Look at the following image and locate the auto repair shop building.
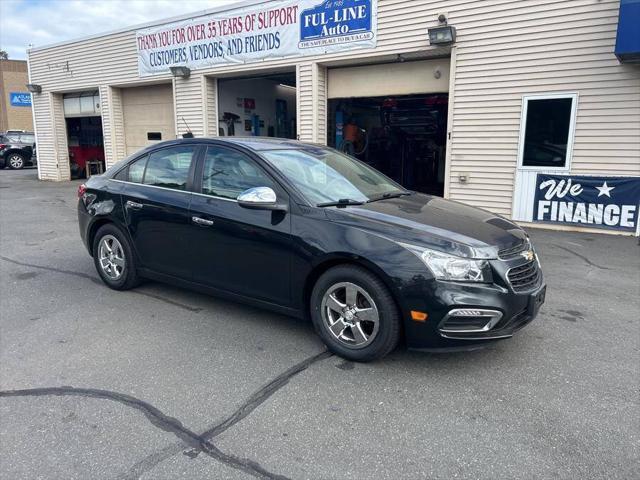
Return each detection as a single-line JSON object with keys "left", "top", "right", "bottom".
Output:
{"left": 27, "top": 0, "right": 640, "bottom": 234}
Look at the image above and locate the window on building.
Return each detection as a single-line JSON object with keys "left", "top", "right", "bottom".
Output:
{"left": 143, "top": 146, "right": 196, "bottom": 190}
{"left": 201, "top": 146, "right": 274, "bottom": 199}
{"left": 520, "top": 95, "right": 577, "bottom": 168}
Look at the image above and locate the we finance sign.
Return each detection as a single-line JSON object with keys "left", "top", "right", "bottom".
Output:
{"left": 136, "top": 0, "right": 377, "bottom": 76}
{"left": 533, "top": 174, "right": 640, "bottom": 232}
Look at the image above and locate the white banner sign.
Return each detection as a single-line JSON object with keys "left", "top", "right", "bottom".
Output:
{"left": 136, "top": 0, "right": 377, "bottom": 76}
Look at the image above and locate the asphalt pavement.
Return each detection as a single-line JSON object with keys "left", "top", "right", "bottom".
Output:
{"left": 1, "top": 168, "right": 638, "bottom": 480}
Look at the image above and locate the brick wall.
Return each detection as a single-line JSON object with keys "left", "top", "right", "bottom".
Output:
{"left": 0, "top": 60, "right": 34, "bottom": 132}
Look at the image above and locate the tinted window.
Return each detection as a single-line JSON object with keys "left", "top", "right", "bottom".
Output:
{"left": 128, "top": 156, "right": 148, "bottom": 183}
{"left": 201, "top": 147, "right": 274, "bottom": 199}
{"left": 522, "top": 98, "right": 573, "bottom": 168}
{"left": 143, "top": 146, "right": 196, "bottom": 190}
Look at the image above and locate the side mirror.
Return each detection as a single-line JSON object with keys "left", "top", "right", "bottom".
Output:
{"left": 237, "top": 187, "right": 288, "bottom": 211}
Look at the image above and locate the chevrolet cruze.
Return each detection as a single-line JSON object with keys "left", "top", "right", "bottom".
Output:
{"left": 78, "top": 138, "right": 545, "bottom": 361}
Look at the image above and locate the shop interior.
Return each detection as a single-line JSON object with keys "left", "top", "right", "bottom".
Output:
{"left": 217, "top": 72, "right": 296, "bottom": 139}
{"left": 63, "top": 90, "right": 105, "bottom": 179}
{"left": 328, "top": 94, "right": 449, "bottom": 196}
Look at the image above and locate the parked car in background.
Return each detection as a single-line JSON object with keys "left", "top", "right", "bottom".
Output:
{"left": 77, "top": 138, "right": 545, "bottom": 361}
{"left": 0, "top": 131, "right": 37, "bottom": 169}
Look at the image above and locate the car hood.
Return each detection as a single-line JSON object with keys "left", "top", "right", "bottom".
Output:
{"left": 324, "top": 193, "right": 527, "bottom": 259}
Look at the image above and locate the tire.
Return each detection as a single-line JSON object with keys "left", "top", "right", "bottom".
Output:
{"left": 310, "top": 265, "right": 401, "bottom": 362}
{"left": 92, "top": 224, "right": 140, "bottom": 290}
{"left": 7, "top": 152, "right": 25, "bottom": 170}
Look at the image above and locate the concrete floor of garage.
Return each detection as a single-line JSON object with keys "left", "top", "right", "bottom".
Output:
{"left": 0, "top": 168, "right": 638, "bottom": 480}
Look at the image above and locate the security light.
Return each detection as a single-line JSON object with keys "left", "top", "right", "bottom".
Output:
{"left": 26, "top": 83, "right": 42, "bottom": 94}
{"left": 169, "top": 66, "right": 191, "bottom": 79}
{"left": 428, "top": 25, "right": 456, "bottom": 45}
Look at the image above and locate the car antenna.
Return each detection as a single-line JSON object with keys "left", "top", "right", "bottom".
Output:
{"left": 181, "top": 117, "right": 194, "bottom": 138}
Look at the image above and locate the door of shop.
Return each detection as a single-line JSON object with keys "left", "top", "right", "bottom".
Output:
{"left": 512, "top": 93, "right": 578, "bottom": 221}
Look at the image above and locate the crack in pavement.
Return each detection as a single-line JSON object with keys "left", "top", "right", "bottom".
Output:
{"left": 119, "top": 349, "right": 333, "bottom": 479}
{"left": 1, "top": 350, "right": 332, "bottom": 480}
{"left": 0, "top": 255, "right": 202, "bottom": 312}
{"left": 551, "top": 244, "right": 611, "bottom": 270}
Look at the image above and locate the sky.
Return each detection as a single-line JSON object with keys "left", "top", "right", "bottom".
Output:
{"left": 0, "top": 0, "right": 243, "bottom": 60}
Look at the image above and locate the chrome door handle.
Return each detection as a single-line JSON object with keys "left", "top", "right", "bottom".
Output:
{"left": 126, "top": 200, "right": 143, "bottom": 210}
{"left": 192, "top": 216, "right": 214, "bottom": 226}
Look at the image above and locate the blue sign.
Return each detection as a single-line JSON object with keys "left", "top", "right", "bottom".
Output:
{"left": 299, "top": 0, "right": 374, "bottom": 49}
{"left": 533, "top": 174, "right": 640, "bottom": 232}
{"left": 9, "top": 92, "right": 32, "bottom": 107}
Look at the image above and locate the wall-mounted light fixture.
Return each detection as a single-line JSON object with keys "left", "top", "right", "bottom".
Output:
{"left": 169, "top": 66, "right": 191, "bottom": 79}
{"left": 428, "top": 25, "right": 456, "bottom": 45}
{"left": 26, "top": 83, "right": 42, "bottom": 94}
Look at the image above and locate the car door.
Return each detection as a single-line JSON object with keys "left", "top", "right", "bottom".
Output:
{"left": 188, "top": 145, "right": 292, "bottom": 305}
{"left": 119, "top": 144, "right": 201, "bottom": 279}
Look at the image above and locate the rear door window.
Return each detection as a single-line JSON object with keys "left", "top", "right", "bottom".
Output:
{"left": 127, "top": 155, "right": 148, "bottom": 183}
{"left": 143, "top": 145, "right": 197, "bottom": 190}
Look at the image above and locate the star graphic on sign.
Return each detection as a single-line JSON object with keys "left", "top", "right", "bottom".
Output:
{"left": 596, "top": 181, "right": 615, "bottom": 198}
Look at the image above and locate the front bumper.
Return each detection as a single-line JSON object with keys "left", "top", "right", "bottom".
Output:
{"left": 401, "top": 271, "right": 546, "bottom": 350}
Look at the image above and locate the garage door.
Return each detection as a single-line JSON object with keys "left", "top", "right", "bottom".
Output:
{"left": 122, "top": 84, "right": 174, "bottom": 155}
{"left": 328, "top": 58, "right": 450, "bottom": 98}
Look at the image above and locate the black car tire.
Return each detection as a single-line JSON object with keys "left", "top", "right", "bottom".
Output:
{"left": 7, "top": 152, "right": 25, "bottom": 169}
{"left": 92, "top": 224, "right": 140, "bottom": 291}
{"left": 310, "top": 265, "right": 401, "bottom": 362}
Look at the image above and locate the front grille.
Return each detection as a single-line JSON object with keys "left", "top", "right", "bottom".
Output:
{"left": 507, "top": 259, "right": 540, "bottom": 292}
{"left": 498, "top": 240, "right": 528, "bottom": 260}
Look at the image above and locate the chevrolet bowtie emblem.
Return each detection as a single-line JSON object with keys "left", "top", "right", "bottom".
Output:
{"left": 521, "top": 250, "right": 535, "bottom": 262}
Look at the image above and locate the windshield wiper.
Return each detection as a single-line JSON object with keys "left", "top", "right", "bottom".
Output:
{"left": 367, "top": 191, "right": 412, "bottom": 203}
{"left": 317, "top": 198, "right": 366, "bottom": 208}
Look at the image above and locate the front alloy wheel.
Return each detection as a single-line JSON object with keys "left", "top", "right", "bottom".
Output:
{"left": 321, "top": 282, "right": 380, "bottom": 349}
{"left": 311, "top": 265, "right": 401, "bottom": 362}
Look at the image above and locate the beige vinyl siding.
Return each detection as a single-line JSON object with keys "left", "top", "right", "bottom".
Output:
{"left": 297, "top": 63, "right": 314, "bottom": 142}
{"left": 315, "top": 65, "right": 328, "bottom": 145}
{"left": 204, "top": 77, "right": 218, "bottom": 137}
{"left": 51, "top": 93, "right": 69, "bottom": 181}
{"left": 174, "top": 76, "right": 205, "bottom": 137}
{"left": 99, "top": 86, "right": 114, "bottom": 166}
{"left": 32, "top": 93, "right": 57, "bottom": 180}
{"left": 447, "top": 0, "right": 640, "bottom": 217}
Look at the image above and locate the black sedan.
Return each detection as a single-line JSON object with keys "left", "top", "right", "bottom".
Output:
{"left": 78, "top": 138, "right": 545, "bottom": 361}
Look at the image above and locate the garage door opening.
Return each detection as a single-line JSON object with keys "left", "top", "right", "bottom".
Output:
{"left": 217, "top": 72, "right": 296, "bottom": 139}
{"left": 63, "top": 91, "right": 105, "bottom": 179}
{"left": 328, "top": 94, "right": 448, "bottom": 197}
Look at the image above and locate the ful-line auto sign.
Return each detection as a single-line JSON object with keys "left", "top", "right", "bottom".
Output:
{"left": 533, "top": 174, "right": 640, "bottom": 232}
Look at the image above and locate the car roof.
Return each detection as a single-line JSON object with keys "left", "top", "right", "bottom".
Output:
{"left": 145, "top": 137, "right": 324, "bottom": 152}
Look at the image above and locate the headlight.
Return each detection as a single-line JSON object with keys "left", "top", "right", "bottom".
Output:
{"left": 401, "top": 244, "right": 493, "bottom": 283}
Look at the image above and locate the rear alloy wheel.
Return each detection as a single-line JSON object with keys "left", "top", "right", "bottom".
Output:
{"left": 8, "top": 153, "right": 25, "bottom": 169}
{"left": 92, "top": 224, "right": 140, "bottom": 290}
{"left": 311, "top": 265, "right": 401, "bottom": 362}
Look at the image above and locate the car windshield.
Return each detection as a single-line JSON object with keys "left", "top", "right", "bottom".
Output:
{"left": 261, "top": 147, "right": 407, "bottom": 206}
